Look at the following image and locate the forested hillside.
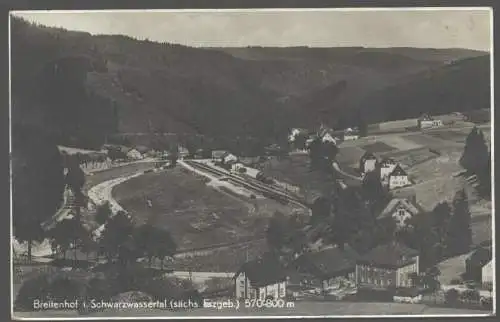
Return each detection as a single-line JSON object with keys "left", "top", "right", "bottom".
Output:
{"left": 11, "top": 17, "right": 490, "bottom": 150}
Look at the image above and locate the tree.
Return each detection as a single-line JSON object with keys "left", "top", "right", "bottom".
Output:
{"left": 292, "top": 131, "right": 307, "bottom": 151}
{"left": 15, "top": 274, "right": 51, "bottom": 310}
{"left": 65, "top": 155, "right": 86, "bottom": 222}
{"left": 422, "top": 266, "right": 441, "bottom": 293}
{"left": 99, "top": 211, "right": 134, "bottom": 262}
{"left": 265, "top": 211, "right": 308, "bottom": 262}
{"left": 153, "top": 228, "right": 177, "bottom": 271}
{"left": 266, "top": 212, "right": 289, "bottom": 252}
{"left": 134, "top": 223, "right": 157, "bottom": 267}
{"left": 310, "top": 196, "right": 331, "bottom": 224}
{"left": 49, "top": 217, "right": 89, "bottom": 263}
{"left": 476, "top": 151, "right": 491, "bottom": 198}
{"left": 12, "top": 125, "right": 65, "bottom": 262}
{"left": 444, "top": 288, "right": 460, "bottom": 304}
{"left": 444, "top": 189, "right": 472, "bottom": 256}
{"left": 308, "top": 137, "right": 324, "bottom": 170}
{"left": 460, "top": 127, "right": 489, "bottom": 175}
{"left": 461, "top": 289, "right": 480, "bottom": 304}
{"left": 430, "top": 202, "right": 452, "bottom": 239}
{"left": 95, "top": 202, "right": 112, "bottom": 225}
{"left": 354, "top": 109, "right": 368, "bottom": 137}
{"left": 361, "top": 170, "right": 388, "bottom": 212}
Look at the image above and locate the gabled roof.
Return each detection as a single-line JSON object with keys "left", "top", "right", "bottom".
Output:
{"left": 380, "top": 158, "right": 397, "bottom": 166}
{"left": 466, "top": 247, "right": 492, "bottom": 265}
{"left": 235, "top": 255, "right": 287, "bottom": 287}
{"left": 379, "top": 198, "right": 425, "bottom": 219}
{"left": 358, "top": 242, "right": 419, "bottom": 269}
{"left": 294, "top": 245, "right": 360, "bottom": 279}
{"left": 361, "top": 151, "right": 377, "bottom": 161}
{"left": 389, "top": 164, "right": 408, "bottom": 177}
{"left": 134, "top": 145, "right": 150, "bottom": 154}
{"left": 212, "top": 150, "right": 228, "bottom": 158}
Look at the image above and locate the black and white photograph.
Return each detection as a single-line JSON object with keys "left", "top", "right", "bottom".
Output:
{"left": 10, "top": 7, "right": 494, "bottom": 318}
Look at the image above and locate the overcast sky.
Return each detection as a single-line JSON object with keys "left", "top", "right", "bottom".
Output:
{"left": 12, "top": 9, "right": 492, "bottom": 51}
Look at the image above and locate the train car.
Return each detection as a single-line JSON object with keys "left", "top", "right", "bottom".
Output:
{"left": 256, "top": 171, "right": 274, "bottom": 184}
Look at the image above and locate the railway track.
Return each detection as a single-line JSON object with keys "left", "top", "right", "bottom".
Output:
{"left": 184, "top": 160, "right": 309, "bottom": 210}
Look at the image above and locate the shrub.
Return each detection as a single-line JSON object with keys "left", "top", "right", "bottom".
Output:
{"left": 47, "top": 275, "right": 85, "bottom": 302}
{"left": 460, "top": 289, "right": 480, "bottom": 303}
{"left": 444, "top": 288, "right": 460, "bottom": 304}
{"left": 15, "top": 274, "right": 51, "bottom": 311}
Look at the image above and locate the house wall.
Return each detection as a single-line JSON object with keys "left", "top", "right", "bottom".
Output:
{"left": 236, "top": 273, "right": 286, "bottom": 300}
{"left": 322, "top": 134, "right": 337, "bottom": 144}
{"left": 322, "top": 271, "right": 356, "bottom": 289}
{"left": 344, "top": 134, "right": 359, "bottom": 141}
{"left": 356, "top": 264, "right": 397, "bottom": 289}
{"left": 364, "top": 159, "right": 377, "bottom": 173}
{"left": 389, "top": 175, "right": 410, "bottom": 190}
{"left": 392, "top": 207, "right": 414, "bottom": 227}
{"left": 419, "top": 120, "right": 443, "bottom": 129}
{"left": 482, "top": 261, "right": 493, "bottom": 286}
{"left": 235, "top": 272, "right": 247, "bottom": 299}
{"left": 396, "top": 257, "right": 419, "bottom": 287}
{"left": 380, "top": 165, "right": 397, "bottom": 182}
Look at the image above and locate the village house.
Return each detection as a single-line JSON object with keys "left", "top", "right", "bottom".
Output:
{"left": 222, "top": 152, "right": 238, "bottom": 165}
{"left": 379, "top": 158, "right": 398, "bottom": 184}
{"left": 343, "top": 127, "right": 360, "bottom": 141}
{"left": 126, "top": 148, "right": 144, "bottom": 160}
{"left": 234, "top": 256, "right": 287, "bottom": 300}
{"left": 288, "top": 128, "right": 308, "bottom": 143}
{"left": 387, "top": 164, "right": 411, "bottom": 190}
{"left": 211, "top": 150, "right": 228, "bottom": 162}
{"left": 356, "top": 242, "right": 420, "bottom": 289}
{"left": 418, "top": 114, "right": 443, "bottom": 129}
{"left": 291, "top": 245, "right": 360, "bottom": 292}
{"left": 359, "top": 151, "right": 378, "bottom": 175}
{"left": 134, "top": 145, "right": 150, "bottom": 155}
{"left": 178, "top": 146, "right": 190, "bottom": 159}
{"left": 378, "top": 196, "right": 425, "bottom": 229}
{"left": 231, "top": 162, "right": 246, "bottom": 173}
{"left": 482, "top": 260, "right": 493, "bottom": 289}
{"left": 465, "top": 246, "right": 492, "bottom": 283}
{"left": 305, "top": 135, "right": 318, "bottom": 149}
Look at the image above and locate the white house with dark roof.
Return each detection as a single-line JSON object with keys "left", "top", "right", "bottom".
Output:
{"left": 343, "top": 128, "right": 360, "bottom": 141}
{"left": 291, "top": 245, "right": 360, "bottom": 292}
{"left": 388, "top": 164, "right": 411, "bottom": 190}
{"left": 378, "top": 197, "right": 425, "bottom": 228}
{"left": 359, "top": 151, "right": 378, "bottom": 175}
{"left": 379, "top": 158, "right": 398, "bottom": 184}
{"left": 418, "top": 114, "right": 443, "bottom": 129}
{"left": 234, "top": 255, "right": 287, "bottom": 300}
{"left": 356, "top": 242, "right": 420, "bottom": 289}
{"left": 222, "top": 153, "right": 238, "bottom": 165}
{"left": 482, "top": 260, "right": 493, "bottom": 288}
{"left": 211, "top": 150, "right": 228, "bottom": 161}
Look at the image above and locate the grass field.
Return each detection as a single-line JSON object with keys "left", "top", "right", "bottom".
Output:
{"left": 260, "top": 155, "right": 336, "bottom": 202}
{"left": 426, "top": 130, "right": 468, "bottom": 143}
{"left": 360, "top": 142, "right": 396, "bottom": 153}
{"left": 171, "top": 239, "right": 269, "bottom": 272}
{"left": 112, "top": 167, "right": 293, "bottom": 250}
{"left": 84, "top": 162, "right": 156, "bottom": 191}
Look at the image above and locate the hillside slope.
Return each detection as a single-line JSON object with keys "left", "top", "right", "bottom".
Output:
{"left": 11, "top": 17, "right": 490, "bottom": 150}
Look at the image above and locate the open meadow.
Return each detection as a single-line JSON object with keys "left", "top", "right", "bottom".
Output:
{"left": 112, "top": 167, "right": 295, "bottom": 251}
{"left": 84, "top": 162, "right": 156, "bottom": 191}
